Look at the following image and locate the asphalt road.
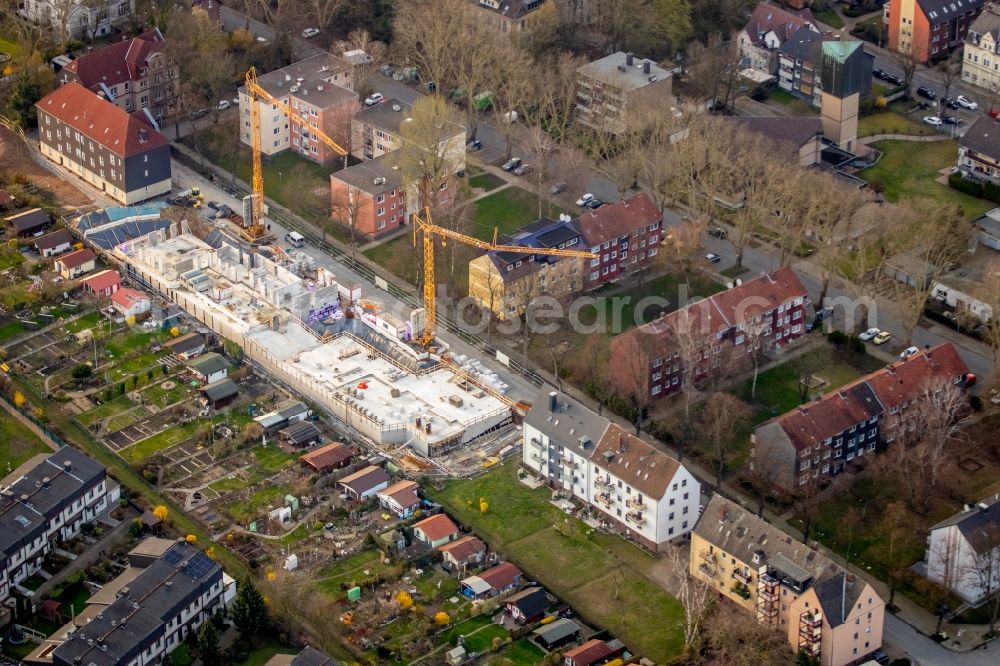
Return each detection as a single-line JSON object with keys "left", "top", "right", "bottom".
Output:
{"left": 883, "top": 614, "right": 998, "bottom": 666}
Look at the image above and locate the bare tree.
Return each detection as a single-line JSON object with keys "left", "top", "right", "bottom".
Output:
{"left": 396, "top": 94, "right": 464, "bottom": 214}
{"left": 329, "top": 185, "right": 364, "bottom": 260}
{"left": 305, "top": 0, "right": 346, "bottom": 33}
{"left": 936, "top": 52, "right": 961, "bottom": 115}
{"left": 700, "top": 605, "right": 797, "bottom": 666}
{"left": 963, "top": 524, "right": 1000, "bottom": 632}
{"left": 612, "top": 331, "right": 655, "bottom": 434}
{"left": 974, "top": 259, "right": 1000, "bottom": 385}
{"left": 880, "top": 500, "right": 919, "bottom": 608}
{"left": 697, "top": 392, "right": 752, "bottom": 486}
{"left": 491, "top": 42, "right": 534, "bottom": 161}
{"left": 665, "top": 544, "right": 713, "bottom": 656}
{"left": 792, "top": 474, "right": 827, "bottom": 544}
{"left": 338, "top": 30, "right": 386, "bottom": 98}
{"left": 741, "top": 315, "right": 772, "bottom": 400}
{"left": 681, "top": 31, "right": 742, "bottom": 111}
{"left": 523, "top": 125, "right": 559, "bottom": 218}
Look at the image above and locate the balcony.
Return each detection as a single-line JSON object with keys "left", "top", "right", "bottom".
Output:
{"left": 561, "top": 457, "right": 579, "bottom": 470}
{"left": 732, "top": 569, "right": 751, "bottom": 585}
{"left": 698, "top": 562, "right": 717, "bottom": 578}
{"left": 596, "top": 491, "right": 614, "bottom": 507}
{"left": 625, "top": 511, "right": 646, "bottom": 527}
{"left": 625, "top": 496, "right": 644, "bottom": 510}
{"left": 595, "top": 477, "right": 614, "bottom": 490}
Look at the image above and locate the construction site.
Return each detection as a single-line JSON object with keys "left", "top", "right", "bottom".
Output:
{"left": 108, "top": 221, "right": 516, "bottom": 470}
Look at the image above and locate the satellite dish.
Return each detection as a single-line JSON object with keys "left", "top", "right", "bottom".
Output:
{"left": 726, "top": 281, "right": 734, "bottom": 289}
{"left": 735, "top": 278, "right": 743, "bottom": 286}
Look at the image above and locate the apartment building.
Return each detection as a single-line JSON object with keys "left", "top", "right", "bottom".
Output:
{"left": 468, "top": 216, "right": 585, "bottom": 321}
{"left": 522, "top": 391, "right": 700, "bottom": 551}
{"left": 471, "top": 0, "right": 546, "bottom": 32}
{"left": 575, "top": 52, "right": 675, "bottom": 134}
{"left": 778, "top": 30, "right": 874, "bottom": 108}
{"left": 737, "top": 2, "right": 819, "bottom": 75}
{"left": 19, "top": 0, "right": 133, "bottom": 40}
{"left": 329, "top": 153, "right": 405, "bottom": 239}
{"left": 886, "top": 0, "right": 984, "bottom": 63}
{"left": 608, "top": 266, "right": 809, "bottom": 401}
{"left": 36, "top": 83, "right": 172, "bottom": 205}
{"left": 958, "top": 116, "right": 1000, "bottom": 183}
{"left": 575, "top": 192, "right": 662, "bottom": 288}
{"left": 925, "top": 494, "right": 1000, "bottom": 604}
{"left": 691, "top": 495, "right": 886, "bottom": 666}
{"left": 50, "top": 540, "right": 230, "bottom": 666}
{"left": 1, "top": 447, "right": 118, "bottom": 604}
{"left": 238, "top": 54, "right": 357, "bottom": 165}
{"left": 962, "top": 3, "right": 1000, "bottom": 89}
{"left": 350, "top": 98, "right": 465, "bottom": 165}
{"left": 752, "top": 343, "right": 972, "bottom": 491}
{"left": 58, "top": 29, "right": 178, "bottom": 122}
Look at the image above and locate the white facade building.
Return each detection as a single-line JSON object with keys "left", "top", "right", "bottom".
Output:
{"left": 925, "top": 495, "right": 1000, "bottom": 604}
{"left": 19, "top": 0, "right": 134, "bottom": 40}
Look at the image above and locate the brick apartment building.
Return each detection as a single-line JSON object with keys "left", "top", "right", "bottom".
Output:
{"left": 609, "top": 266, "right": 809, "bottom": 400}
{"left": 37, "top": 83, "right": 172, "bottom": 204}
{"left": 329, "top": 153, "right": 405, "bottom": 239}
{"left": 752, "top": 342, "right": 973, "bottom": 491}
{"left": 692, "top": 495, "right": 886, "bottom": 666}
{"left": 238, "top": 53, "right": 357, "bottom": 165}
{"left": 575, "top": 192, "right": 663, "bottom": 289}
{"left": 886, "top": 0, "right": 984, "bottom": 63}
{"left": 58, "top": 29, "right": 178, "bottom": 123}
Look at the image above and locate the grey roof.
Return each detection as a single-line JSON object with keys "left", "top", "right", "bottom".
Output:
{"left": 280, "top": 420, "right": 322, "bottom": 444}
{"left": 339, "top": 465, "right": 390, "bottom": 494}
{"left": 505, "top": 586, "right": 549, "bottom": 616}
{"left": 969, "top": 4, "right": 1000, "bottom": 41}
{"left": 812, "top": 571, "right": 866, "bottom": 628}
{"left": 523, "top": 391, "right": 610, "bottom": 461}
{"left": 931, "top": 494, "right": 1000, "bottom": 554}
{"left": 354, "top": 98, "right": 411, "bottom": 134}
{"left": 695, "top": 495, "right": 840, "bottom": 589}
{"left": 242, "top": 53, "right": 355, "bottom": 110}
{"left": 165, "top": 332, "right": 205, "bottom": 353}
{"left": 202, "top": 377, "right": 238, "bottom": 402}
{"left": 187, "top": 352, "right": 229, "bottom": 377}
{"left": 532, "top": 617, "right": 581, "bottom": 643}
{"left": 918, "top": 0, "right": 983, "bottom": 24}
{"left": 961, "top": 116, "right": 1000, "bottom": 159}
{"left": 332, "top": 152, "right": 403, "bottom": 194}
{"left": 34, "top": 228, "right": 73, "bottom": 250}
{"left": 781, "top": 25, "right": 823, "bottom": 63}
{"left": 291, "top": 646, "right": 339, "bottom": 666}
{"left": 276, "top": 399, "right": 308, "bottom": 419}
{"left": 732, "top": 116, "right": 824, "bottom": 154}
{"left": 5, "top": 208, "right": 51, "bottom": 232}
{"left": 577, "top": 52, "right": 672, "bottom": 92}
{"left": 976, "top": 208, "right": 1000, "bottom": 239}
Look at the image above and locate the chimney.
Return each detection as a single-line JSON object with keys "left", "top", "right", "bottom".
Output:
{"left": 626, "top": 52, "right": 634, "bottom": 66}
{"left": 643, "top": 59, "right": 651, "bottom": 74}
{"left": 548, "top": 391, "right": 558, "bottom": 412}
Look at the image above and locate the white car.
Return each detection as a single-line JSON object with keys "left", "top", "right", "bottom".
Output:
{"left": 900, "top": 345, "right": 920, "bottom": 359}
{"left": 302, "top": 28, "right": 320, "bottom": 38}
{"left": 364, "top": 93, "right": 384, "bottom": 106}
{"left": 576, "top": 193, "right": 594, "bottom": 206}
{"left": 217, "top": 100, "right": 230, "bottom": 111}
{"left": 859, "top": 327, "right": 880, "bottom": 342}
{"left": 957, "top": 95, "right": 978, "bottom": 110}
{"left": 922, "top": 115, "right": 943, "bottom": 126}
{"left": 705, "top": 253, "right": 721, "bottom": 263}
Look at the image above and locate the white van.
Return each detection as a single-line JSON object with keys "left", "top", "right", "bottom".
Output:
{"left": 285, "top": 231, "right": 305, "bottom": 248}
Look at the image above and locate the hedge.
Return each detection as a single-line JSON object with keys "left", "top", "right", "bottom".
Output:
{"left": 948, "top": 172, "right": 1000, "bottom": 203}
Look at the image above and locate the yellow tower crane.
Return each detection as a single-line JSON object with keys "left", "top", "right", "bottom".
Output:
{"left": 411, "top": 207, "right": 595, "bottom": 346}
{"left": 243, "top": 66, "right": 348, "bottom": 242}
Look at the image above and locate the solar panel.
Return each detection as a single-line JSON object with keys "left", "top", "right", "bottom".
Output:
{"left": 161, "top": 545, "right": 185, "bottom": 566}
{"left": 185, "top": 552, "right": 217, "bottom": 580}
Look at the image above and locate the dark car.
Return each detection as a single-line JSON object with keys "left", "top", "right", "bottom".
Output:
{"left": 513, "top": 164, "right": 532, "bottom": 176}
{"left": 942, "top": 96, "right": 960, "bottom": 109}
{"left": 584, "top": 198, "right": 605, "bottom": 209}
{"left": 708, "top": 225, "right": 727, "bottom": 239}
{"left": 869, "top": 649, "right": 889, "bottom": 665}
{"left": 501, "top": 157, "right": 522, "bottom": 171}
{"left": 872, "top": 68, "right": 886, "bottom": 80}
{"left": 466, "top": 139, "right": 483, "bottom": 152}
{"left": 917, "top": 86, "right": 936, "bottom": 100}
{"left": 885, "top": 74, "right": 903, "bottom": 86}
{"left": 942, "top": 116, "right": 961, "bottom": 125}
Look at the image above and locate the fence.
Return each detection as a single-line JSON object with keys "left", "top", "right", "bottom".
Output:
{"left": 0, "top": 392, "right": 71, "bottom": 448}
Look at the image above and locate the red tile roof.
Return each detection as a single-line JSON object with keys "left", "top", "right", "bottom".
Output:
{"left": 300, "top": 442, "right": 353, "bottom": 470}
{"left": 62, "top": 30, "right": 166, "bottom": 90}
{"left": 110, "top": 287, "right": 150, "bottom": 308}
{"left": 439, "top": 535, "right": 485, "bottom": 561}
{"left": 563, "top": 639, "right": 613, "bottom": 666}
{"left": 58, "top": 248, "right": 96, "bottom": 269}
{"left": 413, "top": 513, "right": 459, "bottom": 542}
{"left": 478, "top": 562, "right": 521, "bottom": 590}
{"left": 575, "top": 192, "right": 662, "bottom": 246}
{"left": 867, "top": 343, "right": 970, "bottom": 410}
{"left": 743, "top": 2, "right": 817, "bottom": 48}
{"left": 81, "top": 270, "right": 121, "bottom": 292}
{"left": 377, "top": 480, "right": 420, "bottom": 508}
{"left": 592, "top": 424, "right": 680, "bottom": 499}
{"left": 37, "top": 82, "right": 169, "bottom": 157}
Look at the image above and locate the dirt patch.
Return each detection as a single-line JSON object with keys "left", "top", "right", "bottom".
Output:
{"left": 0, "top": 127, "right": 93, "bottom": 208}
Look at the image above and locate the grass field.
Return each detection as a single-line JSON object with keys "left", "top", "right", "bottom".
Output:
{"left": 77, "top": 395, "right": 135, "bottom": 427}
{"left": 427, "top": 464, "right": 686, "bottom": 661}
{"left": 859, "top": 140, "right": 993, "bottom": 218}
{"left": 578, "top": 271, "right": 724, "bottom": 331}
{"left": 0, "top": 319, "right": 24, "bottom": 343}
{"left": 470, "top": 187, "right": 567, "bottom": 241}
{"left": 857, "top": 112, "right": 935, "bottom": 138}
{"left": 504, "top": 638, "right": 546, "bottom": 665}
{"left": 461, "top": 624, "right": 510, "bottom": 653}
{"left": 469, "top": 172, "right": 505, "bottom": 192}
{"left": 241, "top": 640, "right": 301, "bottom": 666}
{"left": 0, "top": 413, "right": 53, "bottom": 469}
{"left": 120, "top": 420, "right": 205, "bottom": 463}
{"left": 253, "top": 445, "right": 301, "bottom": 472}
{"left": 63, "top": 311, "right": 104, "bottom": 335}
{"left": 814, "top": 8, "right": 845, "bottom": 29}
{"left": 315, "top": 548, "right": 391, "bottom": 596}
{"left": 141, "top": 380, "right": 193, "bottom": 408}
{"left": 223, "top": 485, "right": 291, "bottom": 524}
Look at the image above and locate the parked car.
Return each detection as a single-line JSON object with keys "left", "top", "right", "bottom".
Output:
{"left": 379, "top": 64, "right": 395, "bottom": 77}
{"left": 549, "top": 182, "right": 567, "bottom": 195}
{"left": 942, "top": 116, "right": 961, "bottom": 126}
{"left": 575, "top": 193, "right": 594, "bottom": 206}
{"left": 884, "top": 74, "right": 902, "bottom": 86}
{"left": 705, "top": 253, "right": 721, "bottom": 263}
{"left": 922, "top": 116, "right": 944, "bottom": 126}
{"left": 957, "top": 95, "right": 978, "bottom": 110}
{"left": 217, "top": 100, "right": 230, "bottom": 110}
{"left": 917, "top": 86, "right": 936, "bottom": 100}
{"left": 584, "top": 198, "right": 605, "bottom": 209}
{"left": 869, "top": 649, "right": 890, "bottom": 666}
{"left": 301, "top": 27, "right": 320, "bottom": 38}
{"left": 872, "top": 68, "right": 887, "bottom": 80}
{"left": 190, "top": 108, "right": 209, "bottom": 119}
{"left": 942, "top": 96, "right": 960, "bottom": 109}
{"left": 900, "top": 345, "right": 920, "bottom": 358}
{"left": 859, "top": 327, "right": 881, "bottom": 342}
{"left": 466, "top": 139, "right": 482, "bottom": 152}
{"left": 425, "top": 81, "right": 436, "bottom": 91}
{"left": 364, "top": 92, "right": 385, "bottom": 106}
{"left": 513, "top": 164, "right": 532, "bottom": 176}
{"left": 501, "top": 157, "right": 522, "bottom": 172}
{"left": 708, "top": 225, "right": 728, "bottom": 239}
{"left": 873, "top": 331, "right": 892, "bottom": 345}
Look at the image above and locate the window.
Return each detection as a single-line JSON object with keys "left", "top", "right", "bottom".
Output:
{"left": 683, "top": 492, "right": 689, "bottom": 500}
{"left": 681, "top": 479, "right": 686, "bottom": 487}
{"left": 682, "top": 520, "right": 688, "bottom": 529}
{"left": 668, "top": 512, "right": 674, "bottom": 520}
{"left": 652, "top": 385, "right": 661, "bottom": 395}
{"left": 377, "top": 220, "right": 386, "bottom": 230}
{"left": 648, "top": 247, "right": 657, "bottom": 257}
{"left": 377, "top": 208, "right": 385, "bottom": 216}
{"left": 590, "top": 271, "right": 599, "bottom": 280}
{"left": 669, "top": 498, "right": 674, "bottom": 506}
{"left": 376, "top": 194, "right": 385, "bottom": 203}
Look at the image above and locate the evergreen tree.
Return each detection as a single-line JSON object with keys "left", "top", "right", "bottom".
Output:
{"left": 197, "top": 620, "right": 221, "bottom": 666}
{"left": 230, "top": 576, "right": 266, "bottom": 636}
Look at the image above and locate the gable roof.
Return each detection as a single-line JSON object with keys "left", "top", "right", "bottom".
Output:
{"left": 438, "top": 534, "right": 485, "bottom": 560}
{"left": 865, "top": 343, "right": 970, "bottom": 409}
{"left": 917, "top": 0, "right": 983, "bottom": 24}
{"left": 732, "top": 116, "right": 824, "bottom": 157}
{"left": 412, "top": 513, "right": 459, "bottom": 541}
{"left": 111, "top": 287, "right": 150, "bottom": 309}
{"left": 300, "top": 442, "right": 353, "bottom": 470}
{"left": 279, "top": 420, "right": 322, "bottom": 445}
{"left": 289, "top": 646, "right": 339, "bottom": 666}
{"left": 780, "top": 24, "right": 824, "bottom": 62}
{"left": 201, "top": 377, "right": 238, "bottom": 401}
{"left": 34, "top": 228, "right": 73, "bottom": 251}
{"left": 505, "top": 586, "right": 549, "bottom": 616}
{"left": 164, "top": 332, "right": 205, "bottom": 353}
{"left": 58, "top": 247, "right": 97, "bottom": 269}
{"left": 339, "top": 465, "right": 389, "bottom": 494}
{"left": 62, "top": 30, "right": 166, "bottom": 90}
{"left": 812, "top": 571, "right": 868, "bottom": 628}
{"left": 186, "top": 352, "right": 229, "bottom": 377}
{"left": 774, "top": 382, "right": 882, "bottom": 450}
{"left": 969, "top": 2, "right": 1000, "bottom": 41}
{"left": 37, "top": 82, "right": 169, "bottom": 158}
{"left": 532, "top": 617, "right": 580, "bottom": 643}
{"left": 5, "top": 208, "right": 51, "bottom": 232}
{"left": 523, "top": 391, "right": 610, "bottom": 461}
{"left": 575, "top": 192, "right": 662, "bottom": 247}
{"left": 478, "top": 562, "right": 521, "bottom": 590}
{"left": 80, "top": 269, "right": 121, "bottom": 292}
{"left": 377, "top": 480, "right": 420, "bottom": 508}
{"left": 742, "top": 2, "right": 818, "bottom": 47}
{"left": 960, "top": 116, "right": 1000, "bottom": 159}
{"left": 563, "top": 639, "right": 613, "bottom": 665}
{"left": 592, "top": 423, "right": 680, "bottom": 500}
{"left": 931, "top": 494, "right": 1000, "bottom": 554}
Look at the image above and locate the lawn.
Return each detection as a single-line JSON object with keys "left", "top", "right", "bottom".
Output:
{"left": 503, "top": 638, "right": 546, "bottom": 665}
{"left": 859, "top": 140, "right": 994, "bottom": 219}
{"left": 471, "top": 187, "right": 566, "bottom": 241}
{"left": 241, "top": 640, "right": 300, "bottom": 666}
{"left": 0, "top": 414, "right": 53, "bottom": 469}
{"left": 223, "top": 485, "right": 290, "bottom": 525}
{"left": 814, "top": 8, "right": 845, "bottom": 29}
{"left": 103, "top": 329, "right": 167, "bottom": 358}
{"left": 0, "top": 319, "right": 25, "bottom": 343}
{"left": 141, "top": 379, "right": 193, "bottom": 408}
{"left": 253, "top": 445, "right": 302, "bottom": 472}
{"left": 315, "top": 548, "right": 391, "bottom": 596}
{"left": 461, "top": 624, "right": 510, "bottom": 653}
{"left": 63, "top": 311, "right": 104, "bottom": 334}
{"left": 443, "top": 615, "right": 494, "bottom": 646}
{"left": 427, "top": 463, "right": 686, "bottom": 662}
{"left": 120, "top": 420, "right": 206, "bottom": 463}
{"left": 578, "top": 272, "right": 724, "bottom": 332}
{"left": 209, "top": 476, "right": 250, "bottom": 493}
{"left": 469, "top": 172, "right": 505, "bottom": 192}
{"left": 856, "top": 112, "right": 935, "bottom": 138}
{"left": 0, "top": 35, "right": 26, "bottom": 58}
{"left": 77, "top": 395, "right": 135, "bottom": 427}
{"left": 767, "top": 88, "right": 799, "bottom": 105}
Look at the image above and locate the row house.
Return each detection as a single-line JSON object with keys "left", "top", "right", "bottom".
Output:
{"left": 609, "top": 266, "right": 809, "bottom": 401}
{"left": 1, "top": 447, "right": 118, "bottom": 604}
{"left": 468, "top": 216, "right": 585, "bottom": 321}
{"left": 737, "top": 2, "right": 819, "bottom": 76}
{"left": 37, "top": 82, "right": 172, "bottom": 205}
{"left": 887, "top": 0, "right": 984, "bottom": 64}
{"left": 752, "top": 343, "right": 972, "bottom": 491}
{"left": 238, "top": 54, "right": 356, "bottom": 166}
{"left": 19, "top": 0, "right": 133, "bottom": 41}
{"left": 51, "top": 540, "right": 231, "bottom": 666}
{"left": 691, "top": 495, "right": 886, "bottom": 666}
{"left": 575, "top": 52, "right": 675, "bottom": 134}
{"left": 522, "top": 391, "right": 700, "bottom": 551}
{"left": 925, "top": 494, "right": 1000, "bottom": 604}
{"left": 962, "top": 3, "right": 1000, "bottom": 90}
{"left": 958, "top": 116, "right": 1000, "bottom": 184}
{"left": 59, "top": 29, "right": 178, "bottom": 122}
{"left": 576, "top": 192, "right": 662, "bottom": 288}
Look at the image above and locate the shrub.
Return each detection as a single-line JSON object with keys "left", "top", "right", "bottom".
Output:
{"left": 970, "top": 395, "right": 983, "bottom": 411}
{"left": 827, "top": 330, "right": 849, "bottom": 346}
{"left": 71, "top": 364, "right": 93, "bottom": 379}
{"left": 848, "top": 336, "right": 866, "bottom": 354}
